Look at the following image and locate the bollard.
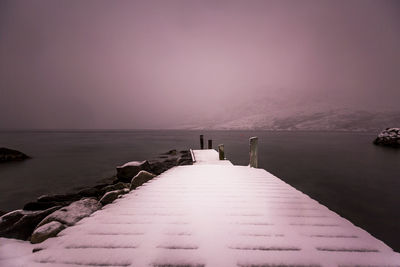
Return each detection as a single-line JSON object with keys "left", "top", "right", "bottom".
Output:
{"left": 208, "top": 139, "right": 213, "bottom": 149}
{"left": 218, "top": 144, "right": 225, "bottom": 160}
{"left": 249, "top": 137, "right": 258, "bottom": 168}
{"left": 200, "top": 135, "right": 204, "bottom": 149}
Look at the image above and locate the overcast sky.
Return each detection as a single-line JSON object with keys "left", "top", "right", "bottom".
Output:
{"left": 1, "top": 0, "right": 399, "bottom": 129}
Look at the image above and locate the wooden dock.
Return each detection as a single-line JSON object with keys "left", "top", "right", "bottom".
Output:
{"left": 16, "top": 149, "right": 400, "bottom": 266}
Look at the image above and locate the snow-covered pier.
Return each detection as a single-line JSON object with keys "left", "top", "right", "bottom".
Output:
{"left": 4, "top": 149, "right": 400, "bottom": 266}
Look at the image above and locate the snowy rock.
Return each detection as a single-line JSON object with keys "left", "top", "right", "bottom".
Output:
{"left": 31, "top": 221, "right": 66, "bottom": 244}
{"left": 0, "top": 206, "right": 60, "bottom": 240}
{"left": 0, "top": 147, "right": 30, "bottom": 162}
{"left": 148, "top": 151, "right": 192, "bottom": 175}
{"left": 100, "top": 182, "right": 129, "bottom": 193}
{"left": 37, "top": 198, "right": 101, "bottom": 228}
{"left": 24, "top": 200, "right": 67, "bottom": 211}
{"left": 37, "top": 193, "right": 81, "bottom": 203}
{"left": 116, "top": 160, "right": 151, "bottom": 182}
{"left": 100, "top": 189, "right": 129, "bottom": 205}
{"left": 24, "top": 193, "right": 81, "bottom": 211}
{"left": 130, "top": 170, "right": 156, "bottom": 190}
{"left": 163, "top": 149, "right": 177, "bottom": 155}
{"left": 77, "top": 187, "right": 103, "bottom": 198}
{"left": 373, "top": 128, "right": 400, "bottom": 148}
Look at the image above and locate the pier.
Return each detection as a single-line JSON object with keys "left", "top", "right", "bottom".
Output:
{"left": 11, "top": 142, "right": 400, "bottom": 266}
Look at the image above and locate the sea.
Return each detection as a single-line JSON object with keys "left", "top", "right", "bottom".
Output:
{"left": 0, "top": 130, "right": 399, "bottom": 251}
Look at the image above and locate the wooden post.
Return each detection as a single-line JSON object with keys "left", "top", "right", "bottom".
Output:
{"left": 218, "top": 144, "right": 225, "bottom": 160}
{"left": 208, "top": 139, "right": 212, "bottom": 149}
{"left": 249, "top": 137, "right": 258, "bottom": 168}
{"left": 200, "top": 135, "right": 204, "bottom": 149}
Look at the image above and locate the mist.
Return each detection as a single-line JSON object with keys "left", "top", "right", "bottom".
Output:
{"left": 1, "top": 0, "right": 399, "bottom": 129}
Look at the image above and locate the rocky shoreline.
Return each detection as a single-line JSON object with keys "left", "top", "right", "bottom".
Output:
{"left": 0, "top": 149, "right": 192, "bottom": 244}
{"left": 373, "top": 128, "right": 400, "bottom": 148}
{"left": 0, "top": 147, "right": 30, "bottom": 162}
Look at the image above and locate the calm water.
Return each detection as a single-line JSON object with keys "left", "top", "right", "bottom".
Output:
{"left": 0, "top": 130, "right": 399, "bottom": 251}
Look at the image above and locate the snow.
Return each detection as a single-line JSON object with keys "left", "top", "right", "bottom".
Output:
{"left": 0, "top": 238, "right": 34, "bottom": 267}
{"left": 191, "top": 149, "right": 233, "bottom": 165}
{"left": 118, "top": 160, "right": 147, "bottom": 168}
{"left": 2, "top": 150, "right": 400, "bottom": 266}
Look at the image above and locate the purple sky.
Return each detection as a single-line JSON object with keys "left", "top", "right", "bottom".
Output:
{"left": 1, "top": 0, "right": 399, "bottom": 129}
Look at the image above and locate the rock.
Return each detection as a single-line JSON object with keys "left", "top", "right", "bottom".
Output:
{"left": 148, "top": 161, "right": 169, "bottom": 175}
{"left": 77, "top": 187, "right": 103, "bottom": 198}
{"left": 0, "top": 147, "right": 30, "bottom": 162}
{"left": 100, "top": 182, "right": 129, "bottom": 194}
{"left": 37, "top": 198, "right": 101, "bottom": 228}
{"left": 99, "top": 189, "right": 129, "bottom": 205}
{"left": 24, "top": 201, "right": 67, "bottom": 211}
{"left": 31, "top": 221, "right": 66, "bottom": 244}
{"left": 116, "top": 160, "right": 151, "bottom": 182}
{"left": 163, "top": 149, "right": 177, "bottom": 155}
{"left": 95, "top": 175, "right": 119, "bottom": 185}
{"left": 0, "top": 206, "right": 60, "bottom": 240}
{"left": 37, "top": 193, "right": 81, "bottom": 203}
{"left": 373, "top": 128, "right": 400, "bottom": 148}
{"left": 178, "top": 155, "right": 192, "bottom": 165}
{"left": 24, "top": 193, "right": 82, "bottom": 211}
{"left": 130, "top": 170, "right": 156, "bottom": 190}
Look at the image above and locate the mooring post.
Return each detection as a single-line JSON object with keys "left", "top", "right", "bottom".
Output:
{"left": 208, "top": 139, "right": 213, "bottom": 149}
{"left": 200, "top": 135, "right": 204, "bottom": 149}
{"left": 249, "top": 136, "right": 258, "bottom": 168}
{"left": 218, "top": 144, "right": 225, "bottom": 160}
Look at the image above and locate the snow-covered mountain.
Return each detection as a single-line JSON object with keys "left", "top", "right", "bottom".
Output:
{"left": 179, "top": 93, "right": 400, "bottom": 131}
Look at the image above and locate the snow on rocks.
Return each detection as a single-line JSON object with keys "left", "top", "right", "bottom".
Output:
{"left": 116, "top": 160, "right": 151, "bottom": 182}
{"left": 130, "top": 170, "right": 156, "bottom": 190}
{"left": 0, "top": 206, "right": 60, "bottom": 240}
{"left": 100, "top": 188, "right": 129, "bottom": 205}
{"left": 36, "top": 198, "right": 101, "bottom": 228}
{"left": 374, "top": 127, "right": 400, "bottom": 147}
{"left": 30, "top": 221, "right": 66, "bottom": 244}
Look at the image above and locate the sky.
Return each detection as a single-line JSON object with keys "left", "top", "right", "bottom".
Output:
{"left": 0, "top": 0, "right": 399, "bottom": 129}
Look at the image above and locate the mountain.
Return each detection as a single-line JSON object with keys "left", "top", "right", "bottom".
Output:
{"left": 179, "top": 93, "right": 400, "bottom": 131}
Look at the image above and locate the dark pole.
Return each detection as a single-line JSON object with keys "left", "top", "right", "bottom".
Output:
{"left": 200, "top": 135, "right": 204, "bottom": 149}
{"left": 249, "top": 136, "right": 258, "bottom": 168}
{"left": 218, "top": 144, "right": 225, "bottom": 160}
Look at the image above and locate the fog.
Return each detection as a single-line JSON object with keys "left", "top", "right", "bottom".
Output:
{"left": 1, "top": 0, "right": 399, "bottom": 129}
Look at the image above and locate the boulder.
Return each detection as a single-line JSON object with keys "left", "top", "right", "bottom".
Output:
{"left": 116, "top": 160, "right": 151, "bottom": 182}
{"left": 100, "top": 182, "right": 129, "bottom": 194}
{"left": 178, "top": 155, "right": 192, "bottom": 165}
{"left": 0, "top": 206, "right": 60, "bottom": 240}
{"left": 24, "top": 201, "right": 67, "bottom": 211}
{"left": 37, "top": 198, "right": 101, "bottom": 228}
{"left": 31, "top": 221, "right": 66, "bottom": 244}
{"left": 78, "top": 187, "right": 102, "bottom": 198}
{"left": 163, "top": 149, "right": 177, "bottom": 156}
{"left": 0, "top": 147, "right": 30, "bottom": 162}
{"left": 37, "top": 193, "right": 81, "bottom": 203}
{"left": 24, "top": 193, "right": 81, "bottom": 211}
{"left": 373, "top": 128, "right": 400, "bottom": 148}
{"left": 130, "top": 170, "right": 156, "bottom": 190}
{"left": 100, "top": 189, "right": 129, "bottom": 205}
